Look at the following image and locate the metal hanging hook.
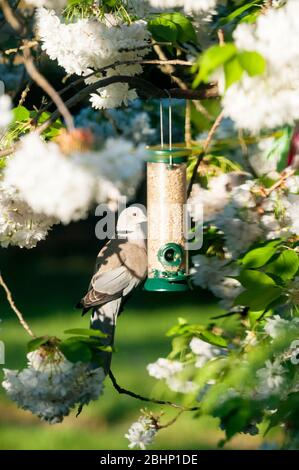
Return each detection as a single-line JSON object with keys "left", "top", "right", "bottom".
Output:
{"left": 160, "top": 99, "right": 164, "bottom": 149}
{"left": 163, "top": 90, "right": 173, "bottom": 165}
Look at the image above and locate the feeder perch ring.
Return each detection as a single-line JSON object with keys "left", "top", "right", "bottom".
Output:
{"left": 158, "top": 243, "right": 184, "bottom": 268}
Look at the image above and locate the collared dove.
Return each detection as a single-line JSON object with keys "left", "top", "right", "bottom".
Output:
{"left": 77, "top": 206, "right": 147, "bottom": 372}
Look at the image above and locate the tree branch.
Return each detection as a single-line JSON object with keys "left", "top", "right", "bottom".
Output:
{"left": 22, "top": 46, "right": 75, "bottom": 131}
{"left": 108, "top": 370, "right": 199, "bottom": 412}
{"left": 37, "top": 75, "right": 218, "bottom": 133}
{"left": 0, "top": 0, "right": 25, "bottom": 35}
{"left": 0, "top": 272, "right": 35, "bottom": 338}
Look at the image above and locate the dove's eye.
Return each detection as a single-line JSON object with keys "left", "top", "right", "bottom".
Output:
{"left": 132, "top": 212, "right": 137, "bottom": 216}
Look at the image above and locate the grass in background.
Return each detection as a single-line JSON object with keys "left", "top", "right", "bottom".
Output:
{"left": 0, "top": 240, "right": 268, "bottom": 450}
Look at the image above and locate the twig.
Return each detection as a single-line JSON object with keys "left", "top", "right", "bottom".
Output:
{"left": 0, "top": 0, "right": 24, "bottom": 35}
{"left": 22, "top": 47, "right": 75, "bottom": 131}
{"left": 109, "top": 370, "right": 199, "bottom": 412}
{"left": 4, "top": 40, "right": 38, "bottom": 55}
{"left": 0, "top": 273, "right": 35, "bottom": 338}
{"left": 263, "top": 168, "right": 296, "bottom": 197}
{"left": 217, "top": 29, "right": 225, "bottom": 46}
{"left": 192, "top": 99, "right": 213, "bottom": 122}
{"left": 18, "top": 82, "right": 31, "bottom": 107}
{"left": 0, "top": 146, "right": 16, "bottom": 158}
{"left": 187, "top": 110, "right": 224, "bottom": 197}
{"left": 157, "top": 410, "right": 184, "bottom": 429}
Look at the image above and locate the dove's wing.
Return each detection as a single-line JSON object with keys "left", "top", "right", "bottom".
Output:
{"left": 92, "top": 265, "right": 132, "bottom": 294}
{"left": 79, "top": 239, "right": 137, "bottom": 310}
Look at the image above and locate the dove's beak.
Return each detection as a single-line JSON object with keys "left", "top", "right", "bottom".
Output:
{"left": 138, "top": 215, "right": 147, "bottom": 224}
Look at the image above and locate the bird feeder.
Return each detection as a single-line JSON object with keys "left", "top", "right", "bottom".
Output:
{"left": 144, "top": 146, "right": 191, "bottom": 292}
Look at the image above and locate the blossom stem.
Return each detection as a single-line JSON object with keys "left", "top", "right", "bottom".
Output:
{"left": 0, "top": 272, "right": 35, "bottom": 338}
{"left": 157, "top": 410, "right": 184, "bottom": 429}
{"left": 108, "top": 370, "right": 200, "bottom": 412}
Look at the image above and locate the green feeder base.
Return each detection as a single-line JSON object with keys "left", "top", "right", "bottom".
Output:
{"left": 144, "top": 276, "right": 190, "bottom": 292}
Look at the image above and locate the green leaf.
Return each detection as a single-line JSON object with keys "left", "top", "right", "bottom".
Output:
{"left": 199, "top": 331, "right": 228, "bottom": 348}
{"left": 166, "top": 322, "right": 205, "bottom": 337}
{"left": 219, "top": 0, "right": 260, "bottom": 25}
{"left": 265, "top": 250, "right": 299, "bottom": 281}
{"left": 271, "top": 126, "right": 293, "bottom": 172}
{"left": 95, "top": 345, "right": 113, "bottom": 352}
{"left": 234, "top": 286, "right": 281, "bottom": 310}
{"left": 27, "top": 336, "right": 50, "bottom": 353}
{"left": 241, "top": 244, "right": 279, "bottom": 268}
{"left": 224, "top": 56, "right": 244, "bottom": 88}
{"left": 238, "top": 269, "right": 276, "bottom": 290}
{"left": 59, "top": 340, "right": 92, "bottom": 363}
{"left": 161, "top": 12, "right": 197, "bottom": 42}
{"left": 169, "top": 336, "right": 189, "bottom": 359}
{"left": 64, "top": 328, "right": 107, "bottom": 338}
{"left": 148, "top": 17, "right": 178, "bottom": 43}
{"left": 193, "top": 43, "right": 236, "bottom": 86}
{"left": 102, "top": 0, "right": 117, "bottom": 6}
{"left": 238, "top": 51, "right": 266, "bottom": 77}
{"left": 12, "top": 106, "right": 30, "bottom": 123}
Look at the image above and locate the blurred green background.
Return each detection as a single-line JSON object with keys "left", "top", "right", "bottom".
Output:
{"left": 0, "top": 218, "right": 266, "bottom": 450}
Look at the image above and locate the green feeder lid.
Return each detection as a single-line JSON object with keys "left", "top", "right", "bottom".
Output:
{"left": 146, "top": 146, "right": 191, "bottom": 163}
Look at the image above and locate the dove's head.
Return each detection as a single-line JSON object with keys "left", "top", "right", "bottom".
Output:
{"left": 116, "top": 206, "right": 147, "bottom": 246}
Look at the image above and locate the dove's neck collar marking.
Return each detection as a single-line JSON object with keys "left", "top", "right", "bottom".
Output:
{"left": 116, "top": 227, "right": 146, "bottom": 248}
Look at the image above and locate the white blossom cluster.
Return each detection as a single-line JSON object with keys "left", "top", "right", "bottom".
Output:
{"left": 147, "top": 357, "right": 197, "bottom": 394}
{"left": 36, "top": 8, "right": 150, "bottom": 109}
{"left": 146, "top": 337, "right": 226, "bottom": 395}
{"left": 188, "top": 172, "right": 248, "bottom": 223}
{"left": 4, "top": 133, "right": 95, "bottom": 225}
{"left": 148, "top": 0, "right": 219, "bottom": 14}
{"left": 256, "top": 359, "right": 286, "bottom": 397}
{"left": 125, "top": 415, "right": 158, "bottom": 449}
{"left": 2, "top": 349, "right": 105, "bottom": 424}
{"left": 189, "top": 169, "right": 299, "bottom": 306}
{"left": 214, "top": 177, "right": 299, "bottom": 257}
{"left": 222, "top": 0, "right": 299, "bottom": 132}
{"left": 75, "top": 138, "right": 146, "bottom": 209}
{"left": 0, "top": 181, "right": 55, "bottom": 248}
{"left": 191, "top": 254, "right": 243, "bottom": 310}
{"left": 3, "top": 133, "right": 146, "bottom": 230}
{"left": 189, "top": 337, "right": 226, "bottom": 367}
{"left": 264, "top": 315, "right": 292, "bottom": 339}
{"left": 26, "top": 0, "right": 67, "bottom": 10}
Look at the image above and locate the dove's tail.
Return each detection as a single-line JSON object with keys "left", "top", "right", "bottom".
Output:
{"left": 90, "top": 298, "right": 122, "bottom": 374}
